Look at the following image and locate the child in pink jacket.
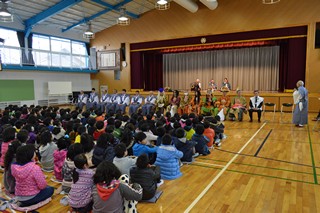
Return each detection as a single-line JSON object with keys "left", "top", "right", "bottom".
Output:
{"left": 11, "top": 144, "right": 54, "bottom": 207}
{"left": 53, "top": 137, "right": 70, "bottom": 182}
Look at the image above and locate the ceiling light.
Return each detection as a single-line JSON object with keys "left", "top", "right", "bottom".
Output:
{"left": 0, "top": 0, "right": 13, "bottom": 22}
{"left": 117, "top": 8, "right": 130, "bottom": 26}
{"left": 83, "top": 22, "right": 95, "bottom": 39}
{"left": 155, "top": 0, "right": 170, "bottom": 10}
{"left": 262, "top": 0, "right": 280, "bottom": 4}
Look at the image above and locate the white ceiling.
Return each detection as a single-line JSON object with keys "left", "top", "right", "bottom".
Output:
{"left": 1, "top": 0, "right": 157, "bottom": 40}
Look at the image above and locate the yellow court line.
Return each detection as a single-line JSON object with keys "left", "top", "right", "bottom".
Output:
{"left": 184, "top": 122, "right": 267, "bottom": 213}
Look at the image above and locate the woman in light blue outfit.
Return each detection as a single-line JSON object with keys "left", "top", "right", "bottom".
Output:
{"left": 292, "top": 80, "right": 308, "bottom": 127}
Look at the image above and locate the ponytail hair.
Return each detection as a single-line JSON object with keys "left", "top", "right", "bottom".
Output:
{"left": 72, "top": 153, "right": 88, "bottom": 183}
{"left": 4, "top": 140, "right": 22, "bottom": 170}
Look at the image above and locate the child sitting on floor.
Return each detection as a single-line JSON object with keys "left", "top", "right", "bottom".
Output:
{"left": 130, "top": 154, "right": 162, "bottom": 200}
{"left": 155, "top": 134, "right": 183, "bottom": 180}
{"left": 173, "top": 128, "right": 198, "bottom": 163}
{"left": 53, "top": 136, "right": 70, "bottom": 182}
{"left": 132, "top": 132, "right": 158, "bottom": 157}
{"left": 39, "top": 130, "right": 58, "bottom": 172}
{"left": 11, "top": 144, "right": 54, "bottom": 207}
{"left": 4, "top": 140, "right": 22, "bottom": 195}
{"left": 68, "top": 154, "right": 94, "bottom": 213}
{"left": 61, "top": 143, "right": 84, "bottom": 194}
{"left": 113, "top": 143, "right": 137, "bottom": 177}
{"left": 192, "top": 124, "right": 211, "bottom": 156}
{"left": 92, "top": 161, "right": 142, "bottom": 212}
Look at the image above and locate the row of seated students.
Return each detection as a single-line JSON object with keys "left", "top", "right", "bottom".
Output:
{"left": 0, "top": 104, "right": 227, "bottom": 212}
{"left": 80, "top": 87, "right": 260, "bottom": 123}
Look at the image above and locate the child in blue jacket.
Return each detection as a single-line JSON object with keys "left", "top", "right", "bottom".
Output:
{"left": 155, "top": 134, "right": 183, "bottom": 180}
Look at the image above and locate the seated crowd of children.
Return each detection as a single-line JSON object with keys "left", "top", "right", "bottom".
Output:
{"left": 0, "top": 104, "right": 227, "bottom": 212}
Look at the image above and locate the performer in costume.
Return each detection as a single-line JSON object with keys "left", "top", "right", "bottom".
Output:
{"left": 115, "top": 89, "right": 130, "bottom": 114}
{"left": 156, "top": 88, "right": 167, "bottom": 114}
{"left": 201, "top": 93, "right": 217, "bottom": 116}
{"left": 191, "top": 79, "right": 201, "bottom": 114}
{"left": 179, "top": 92, "right": 192, "bottom": 115}
{"left": 86, "top": 88, "right": 99, "bottom": 110}
{"left": 98, "top": 89, "right": 109, "bottom": 113}
{"left": 215, "top": 86, "right": 231, "bottom": 116}
{"left": 129, "top": 90, "right": 144, "bottom": 115}
{"left": 293, "top": 80, "right": 308, "bottom": 127}
{"left": 229, "top": 88, "right": 247, "bottom": 121}
{"left": 76, "top": 90, "right": 88, "bottom": 111}
{"left": 142, "top": 91, "right": 156, "bottom": 116}
{"left": 221, "top": 78, "right": 232, "bottom": 90}
{"left": 106, "top": 89, "right": 118, "bottom": 114}
{"left": 249, "top": 90, "right": 264, "bottom": 122}
{"left": 167, "top": 90, "right": 181, "bottom": 116}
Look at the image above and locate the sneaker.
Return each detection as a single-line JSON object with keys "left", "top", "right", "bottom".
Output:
{"left": 215, "top": 142, "right": 221, "bottom": 147}
{"left": 192, "top": 152, "right": 200, "bottom": 158}
{"left": 157, "top": 179, "right": 164, "bottom": 187}
{"left": 298, "top": 124, "right": 304, "bottom": 127}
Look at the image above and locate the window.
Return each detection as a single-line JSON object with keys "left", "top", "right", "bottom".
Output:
{"left": 1, "top": 28, "right": 89, "bottom": 69}
{"left": 51, "top": 37, "right": 71, "bottom": 53}
{"left": 72, "top": 41, "right": 87, "bottom": 55}
{"left": 0, "top": 28, "right": 20, "bottom": 64}
{"left": 0, "top": 28, "right": 20, "bottom": 47}
{"left": 33, "top": 35, "right": 50, "bottom": 51}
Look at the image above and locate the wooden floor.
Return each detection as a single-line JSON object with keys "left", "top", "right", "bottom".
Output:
{"left": 1, "top": 112, "right": 320, "bottom": 213}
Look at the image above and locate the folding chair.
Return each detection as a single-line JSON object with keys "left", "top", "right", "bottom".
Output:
{"left": 263, "top": 102, "right": 276, "bottom": 122}
{"left": 280, "top": 103, "right": 294, "bottom": 123}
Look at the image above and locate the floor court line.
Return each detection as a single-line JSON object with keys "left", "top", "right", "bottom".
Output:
{"left": 198, "top": 158, "right": 316, "bottom": 176}
{"left": 193, "top": 161, "right": 226, "bottom": 167}
{"left": 190, "top": 164, "right": 315, "bottom": 185}
{"left": 184, "top": 122, "right": 267, "bottom": 213}
{"left": 215, "top": 148, "right": 318, "bottom": 168}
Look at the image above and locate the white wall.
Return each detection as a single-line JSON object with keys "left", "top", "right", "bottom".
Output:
{"left": 0, "top": 70, "right": 91, "bottom": 106}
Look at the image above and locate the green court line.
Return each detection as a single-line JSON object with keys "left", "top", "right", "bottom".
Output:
{"left": 307, "top": 125, "right": 318, "bottom": 184}
{"left": 191, "top": 163, "right": 316, "bottom": 185}
{"left": 198, "top": 157, "right": 317, "bottom": 176}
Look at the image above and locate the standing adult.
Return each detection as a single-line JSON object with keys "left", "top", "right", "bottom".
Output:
{"left": 86, "top": 88, "right": 99, "bottom": 110}
{"left": 191, "top": 79, "right": 201, "bottom": 114}
{"left": 76, "top": 90, "right": 88, "bottom": 111}
{"left": 221, "top": 78, "right": 232, "bottom": 90}
{"left": 249, "top": 90, "right": 264, "bottom": 122}
{"left": 293, "top": 80, "right": 308, "bottom": 127}
{"left": 142, "top": 91, "right": 156, "bottom": 116}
